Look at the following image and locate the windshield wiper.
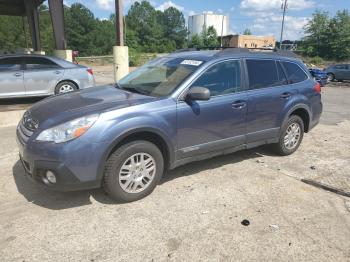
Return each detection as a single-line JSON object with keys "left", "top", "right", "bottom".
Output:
{"left": 119, "top": 85, "right": 150, "bottom": 96}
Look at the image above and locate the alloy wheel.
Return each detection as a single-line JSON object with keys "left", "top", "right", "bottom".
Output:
{"left": 118, "top": 153, "right": 156, "bottom": 194}
{"left": 283, "top": 122, "right": 301, "bottom": 150}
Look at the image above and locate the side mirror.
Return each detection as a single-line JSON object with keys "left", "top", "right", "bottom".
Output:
{"left": 186, "top": 86, "right": 210, "bottom": 101}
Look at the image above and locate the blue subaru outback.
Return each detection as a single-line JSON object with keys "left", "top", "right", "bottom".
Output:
{"left": 17, "top": 48, "right": 322, "bottom": 202}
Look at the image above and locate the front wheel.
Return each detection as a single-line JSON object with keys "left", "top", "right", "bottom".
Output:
{"left": 103, "top": 141, "right": 164, "bottom": 202}
{"left": 273, "top": 115, "right": 304, "bottom": 156}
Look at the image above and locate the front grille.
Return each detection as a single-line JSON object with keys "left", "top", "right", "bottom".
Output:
{"left": 17, "top": 112, "right": 38, "bottom": 144}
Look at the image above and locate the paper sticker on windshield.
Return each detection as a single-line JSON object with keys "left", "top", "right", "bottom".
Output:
{"left": 181, "top": 60, "right": 203, "bottom": 66}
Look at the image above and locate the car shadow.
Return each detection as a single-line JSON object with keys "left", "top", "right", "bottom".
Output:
{"left": 0, "top": 96, "right": 47, "bottom": 112}
{"left": 12, "top": 146, "right": 275, "bottom": 210}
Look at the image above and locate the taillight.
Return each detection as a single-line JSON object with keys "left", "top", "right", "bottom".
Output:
{"left": 87, "top": 68, "right": 93, "bottom": 75}
{"left": 314, "top": 82, "right": 321, "bottom": 93}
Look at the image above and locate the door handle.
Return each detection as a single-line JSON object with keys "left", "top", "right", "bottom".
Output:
{"left": 232, "top": 100, "right": 247, "bottom": 109}
{"left": 54, "top": 71, "right": 61, "bottom": 74}
{"left": 280, "top": 92, "right": 291, "bottom": 99}
{"left": 14, "top": 72, "right": 22, "bottom": 77}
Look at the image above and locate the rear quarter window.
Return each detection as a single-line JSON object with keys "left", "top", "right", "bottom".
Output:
{"left": 246, "top": 59, "right": 285, "bottom": 89}
{"left": 282, "top": 61, "right": 308, "bottom": 84}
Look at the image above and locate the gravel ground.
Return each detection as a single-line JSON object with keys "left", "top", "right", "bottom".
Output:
{"left": 0, "top": 68, "right": 349, "bottom": 261}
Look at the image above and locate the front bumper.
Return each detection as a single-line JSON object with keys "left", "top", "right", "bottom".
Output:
{"left": 16, "top": 125, "right": 107, "bottom": 192}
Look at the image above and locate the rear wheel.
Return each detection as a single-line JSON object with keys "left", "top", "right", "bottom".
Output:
{"left": 273, "top": 115, "right": 304, "bottom": 156}
{"left": 327, "top": 73, "right": 335, "bottom": 82}
{"left": 103, "top": 141, "right": 164, "bottom": 202}
{"left": 55, "top": 81, "right": 78, "bottom": 94}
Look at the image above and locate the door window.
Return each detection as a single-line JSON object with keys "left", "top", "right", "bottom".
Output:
{"left": 246, "top": 59, "right": 281, "bottom": 89}
{"left": 190, "top": 60, "right": 241, "bottom": 96}
{"left": 24, "top": 57, "right": 60, "bottom": 70}
{"left": 0, "top": 57, "right": 22, "bottom": 72}
{"left": 282, "top": 61, "right": 308, "bottom": 84}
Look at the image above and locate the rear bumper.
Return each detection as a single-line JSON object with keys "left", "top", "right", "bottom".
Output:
{"left": 309, "top": 101, "right": 323, "bottom": 131}
{"left": 316, "top": 78, "right": 328, "bottom": 86}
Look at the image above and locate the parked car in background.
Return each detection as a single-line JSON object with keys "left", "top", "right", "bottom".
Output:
{"left": 325, "top": 64, "right": 350, "bottom": 82}
{"left": 17, "top": 49, "right": 322, "bottom": 202}
{"left": 0, "top": 54, "right": 95, "bottom": 98}
{"left": 309, "top": 68, "right": 328, "bottom": 86}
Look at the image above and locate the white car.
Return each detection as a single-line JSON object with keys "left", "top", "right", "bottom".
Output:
{"left": 0, "top": 54, "right": 95, "bottom": 98}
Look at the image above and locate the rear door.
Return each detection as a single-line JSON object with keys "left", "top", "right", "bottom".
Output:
{"left": 23, "top": 57, "right": 64, "bottom": 96}
{"left": 0, "top": 57, "right": 25, "bottom": 98}
{"left": 245, "top": 59, "right": 295, "bottom": 143}
{"left": 345, "top": 64, "right": 350, "bottom": 80}
{"left": 334, "top": 64, "right": 348, "bottom": 80}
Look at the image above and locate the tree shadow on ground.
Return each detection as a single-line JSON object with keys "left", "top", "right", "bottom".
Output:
{"left": 12, "top": 146, "right": 275, "bottom": 210}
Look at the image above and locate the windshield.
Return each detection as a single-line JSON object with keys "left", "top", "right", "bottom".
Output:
{"left": 118, "top": 57, "right": 203, "bottom": 97}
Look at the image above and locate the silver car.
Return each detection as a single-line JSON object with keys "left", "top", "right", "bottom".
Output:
{"left": 0, "top": 54, "right": 95, "bottom": 98}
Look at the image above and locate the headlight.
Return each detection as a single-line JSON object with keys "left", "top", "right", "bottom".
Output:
{"left": 36, "top": 114, "right": 99, "bottom": 143}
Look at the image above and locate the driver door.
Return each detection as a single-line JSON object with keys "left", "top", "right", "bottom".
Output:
{"left": 176, "top": 59, "right": 247, "bottom": 159}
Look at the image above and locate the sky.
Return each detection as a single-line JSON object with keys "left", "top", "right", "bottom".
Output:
{"left": 62, "top": 0, "right": 350, "bottom": 40}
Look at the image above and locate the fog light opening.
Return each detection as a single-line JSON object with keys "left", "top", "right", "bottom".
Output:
{"left": 46, "top": 170, "right": 56, "bottom": 184}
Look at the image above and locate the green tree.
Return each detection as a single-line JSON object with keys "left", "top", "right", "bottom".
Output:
{"left": 202, "top": 26, "right": 219, "bottom": 47}
{"left": 243, "top": 28, "right": 252, "bottom": 35}
{"left": 302, "top": 9, "right": 350, "bottom": 60}
{"left": 64, "top": 3, "right": 96, "bottom": 55}
{"left": 328, "top": 10, "right": 350, "bottom": 60}
{"left": 189, "top": 34, "right": 203, "bottom": 48}
{"left": 125, "top": 1, "right": 164, "bottom": 52}
{"left": 162, "top": 7, "right": 187, "bottom": 49}
{"left": 39, "top": 5, "right": 55, "bottom": 54}
{"left": 0, "top": 16, "right": 28, "bottom": 52}
{"left": 302, "top": 10, "right": 330, "bottom": 57}
{"left": 90, "top": 18, "right": 115, "bottom": 55}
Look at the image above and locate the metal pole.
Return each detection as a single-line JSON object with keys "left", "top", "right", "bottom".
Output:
{"left": 279, "top": 0, "right": 287, "bottom": 49}
{"left": 115, "top": 0, "right": 124, "bottom": 46}
{"left": 220, "top": 15, "right": 224, "bottom": 47}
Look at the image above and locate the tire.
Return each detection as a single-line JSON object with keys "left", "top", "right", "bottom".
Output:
{"left": 103, "top": 141, "right": 164, "bottom": 202}
{"left": 327, "top": 73, "right": 335, "bottom": 82}
{"left": 54, "top": 81, "right": 78, "bottom": 94}
{"left": 273, "top": 115, "right": 304, "bottom": 156}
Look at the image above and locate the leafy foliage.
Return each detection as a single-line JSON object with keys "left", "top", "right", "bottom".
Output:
{"left": 243, "top": 28, "right": 252, "bottom": 35}
{"left": 301, "top": 9, "right": 350, "bottom": 61}
{"left": 0, "top": 1, "right": 187, "bottom": 56}
{"left": 189, "top": 26, "right": 219, "bottom": 48}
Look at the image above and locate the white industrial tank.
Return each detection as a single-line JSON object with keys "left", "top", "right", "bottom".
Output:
{"left": 188, "top": 11, "right": 229, "bottom": 37}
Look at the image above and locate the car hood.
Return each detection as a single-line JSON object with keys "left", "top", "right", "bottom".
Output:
{"left": 29, "top": 85, "right": 158, "bottom": 128}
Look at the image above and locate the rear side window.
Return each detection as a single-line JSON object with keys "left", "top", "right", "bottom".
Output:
{"left": 277, "top": 62, "right": 288, "bottom": 85}
{"left": 191, "top": 60, "right": 241, "bottom": 96}
{"left": 24, "top": 57, "right": 60, "bottom": 70}
{"left": 246, "top": 59, "right": 282, "bottom": 89}
{"left": 334, "top": 64, "right": 347, "bottom": 70}
{"left": 282, "top": 61, "right": 308, "bottom": 84}
{"left": 0, "top": 57, "right": 22, "bottom": 72}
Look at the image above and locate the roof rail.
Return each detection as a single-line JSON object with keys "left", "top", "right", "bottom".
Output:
{"left": 171, "top": 47, "right": 298, "bottom": 58}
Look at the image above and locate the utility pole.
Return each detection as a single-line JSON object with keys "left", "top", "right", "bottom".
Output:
{"left": 115, "top": 0, "right": 124, "bottom": 46}
{"left": 113, "top": 0, "right": 128, "bottom": 82}
{"left": 279, "top": 0, "right": 288, "bottom": 49}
